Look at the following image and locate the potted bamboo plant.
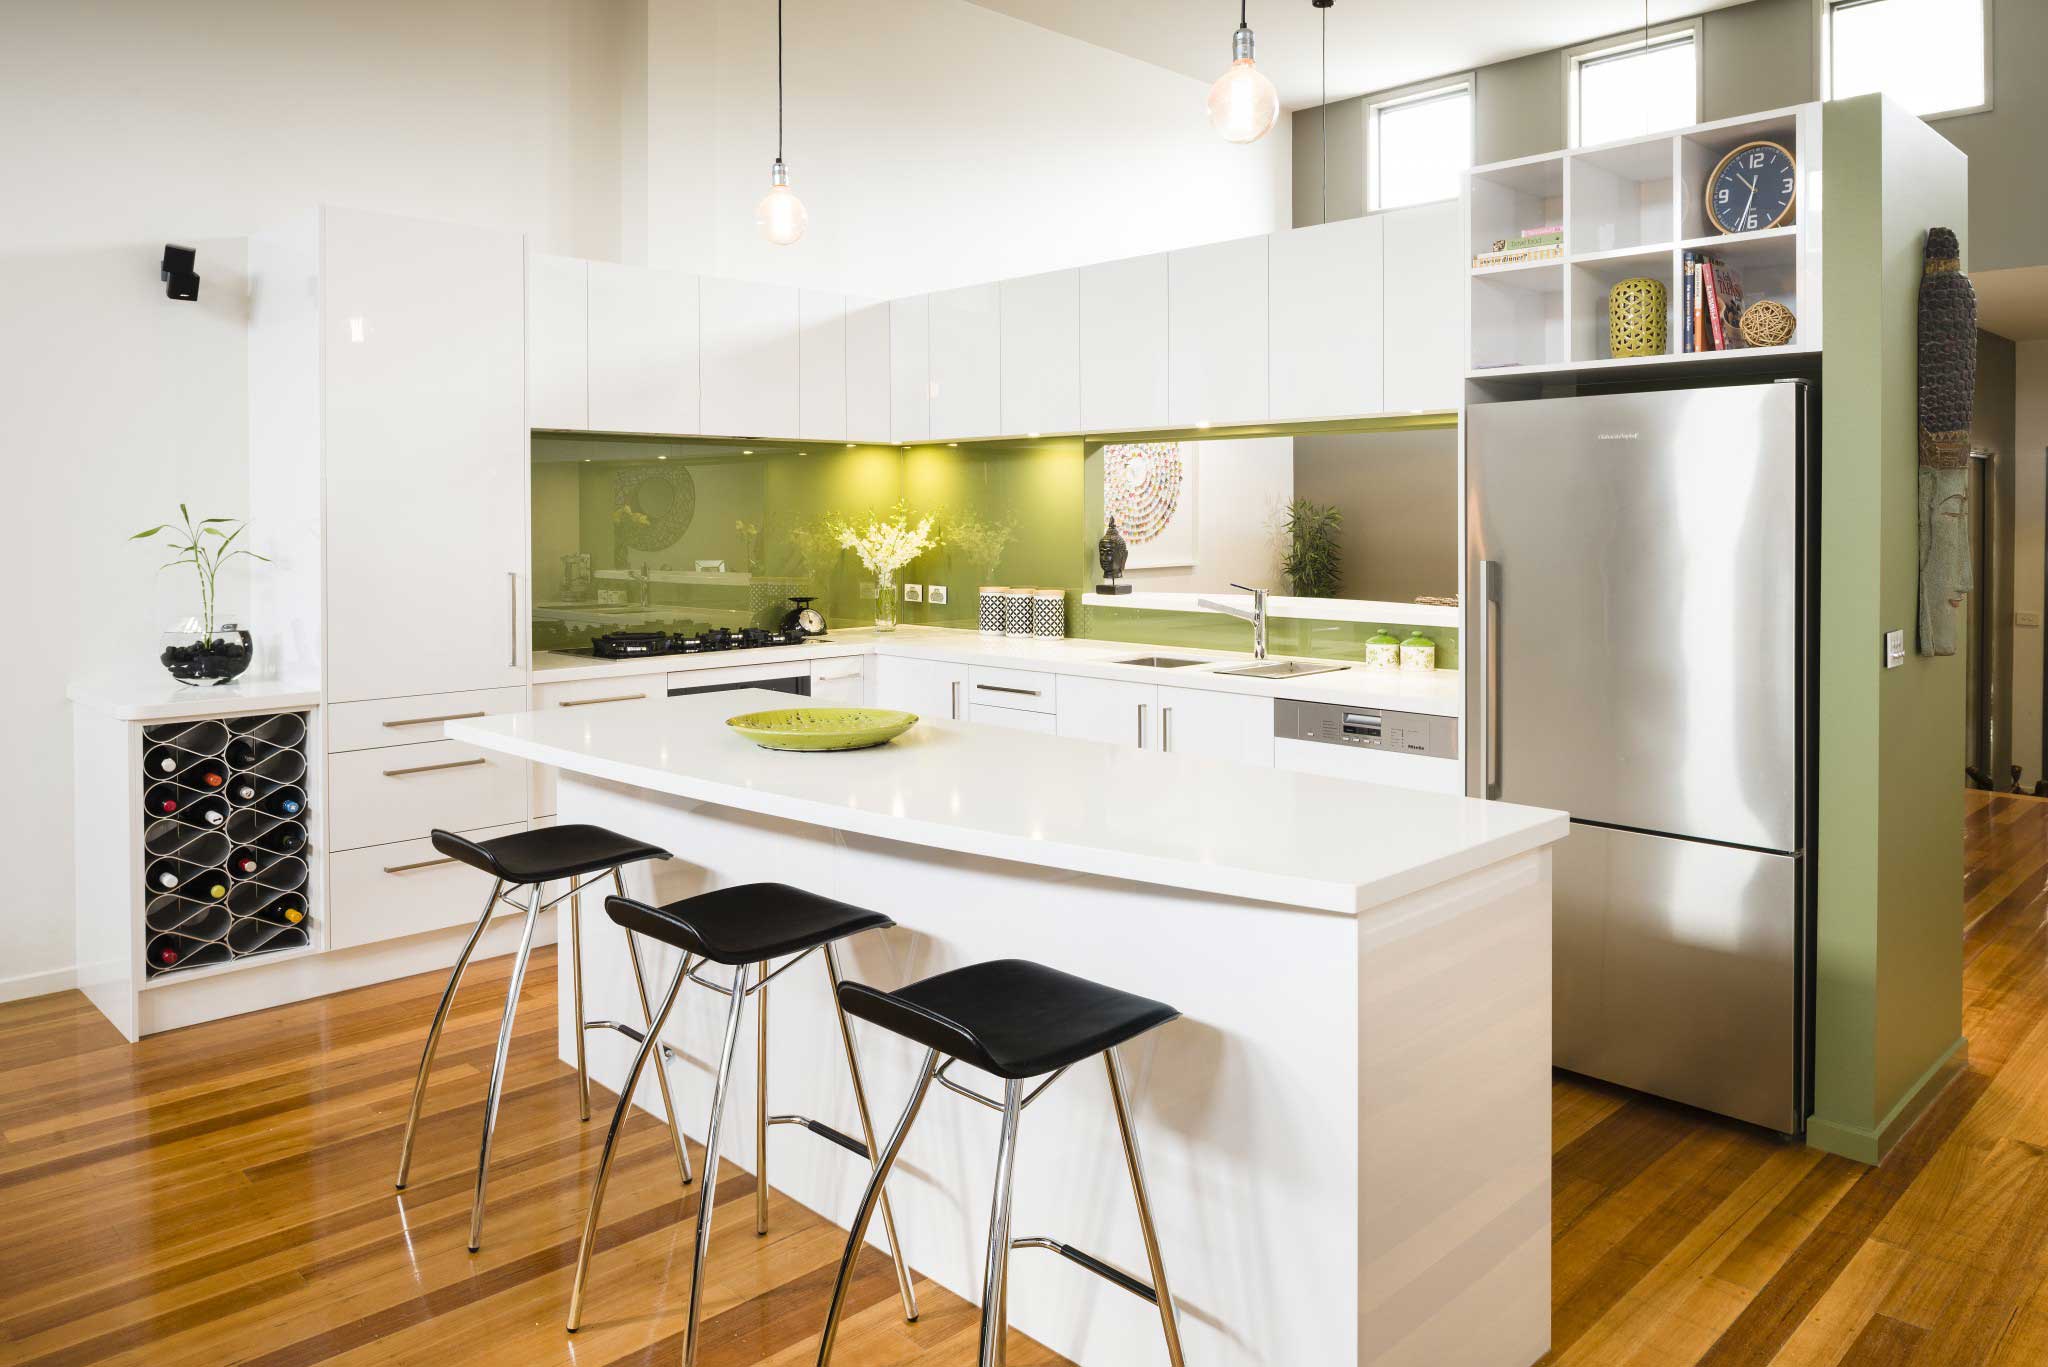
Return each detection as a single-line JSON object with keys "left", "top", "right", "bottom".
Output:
{"left": 131, "top": 506, "right": 268, "bottom": 685}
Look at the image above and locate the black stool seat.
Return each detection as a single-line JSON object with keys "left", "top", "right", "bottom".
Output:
{"left": 837, "top": 959, "right": 1179, "bottom": 1080}
{"left": 605, "top": 885, "right": 894, "bottom": 965}
{"left": 431, "top": 824, "right": 668, "bottom": 885}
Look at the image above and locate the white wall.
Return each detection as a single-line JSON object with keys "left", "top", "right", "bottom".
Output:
{"left": 0, "top": 0, "right": 1290, "bottom": 998}
{"left": 2012, "top": 341, "right": 2048, "bottom": 785}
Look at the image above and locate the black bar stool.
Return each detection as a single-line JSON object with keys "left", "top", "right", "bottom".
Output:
{"left": 394, "top": 823, "right": 686, "bottom": 1254}
{"left": 568, "top": 885, "right": 918, "bottom": 1363}
{"left": 815, "top": 959, "right": 1188, "bottom": 1367}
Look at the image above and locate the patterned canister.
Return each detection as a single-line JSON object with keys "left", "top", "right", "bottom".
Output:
{"left": 1365, "top": 628, "right": 1402, "bottom": 670}
{"left": 1400, "top": 632, "right": 1437, "bottom": 672}
{"left": 1608, "top": 277, "right": 1669, "bottom": 358}
{"left": 979, "top": 587, "right": 1008, "bottom": 634}
{"left": 1003, "top": 588, "right": 1033, "bottom": 637}
{"left": 1029, "top": 589, "right": 1066, "bottom": 639}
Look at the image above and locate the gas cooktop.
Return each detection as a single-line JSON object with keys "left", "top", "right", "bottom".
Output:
{"left": 581, "top": 627, "right": 818, "bottom": 660}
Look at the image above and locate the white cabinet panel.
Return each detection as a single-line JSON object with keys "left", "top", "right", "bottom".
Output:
{"left": 809, "top": 656, "right": 867, "bottom": 705}
{"left": 700, "top": 276, "right": 800, "bottom": 438}
{"left": 530, "top": 672, "right": 668, "bottom": 818}
{"left": 527, "top": 253, "right": 588, "bottom": 431}
{"left": 324, "top": 207, "right": 528, "bottom": 702}
{"left": 969, "top": 702, "right": 1057, "bottom": 734}
{"left": 874, "top": 655, "right": 967, "bottom": 720}
{"left": 799, "top": 289, "right": 848, "bottom": 441}
{"left": 1269, "top": 217, "right": 1384, "bottom": 420}
{"left": 1170, "top": 236, "right": 1270, "bottom": 427}
{"left": 846, "top": 296, "right": 892, "bottom": 442}
{"left": 1079, "top": 254, "right": 1170, "bottom": 432}
{"left": 1000, "top": 270, "right": 1080, "bottom": 436}
{"left": 328, "top": 686, "right": 531, "bottom": 753}
{"left": 328, "top": 821, "right": 527, "bottom": 950}
{"left": 929, "top": 283, "right": 1001, "bottom": 441}
{"left": 1056, "top": 675, "right": 1155, "bottom": 749}
{"left": 588, "top": 262, "right": 699, "bottom": 435}
{"left": 1381, "top": 200, "right": 1464, "bottom": 413}
{"left": 1157, "top": 686, "right": 1273, "bottom": 765}
{"left": 890, "top": 295, "right": 930, "bottom": 443}
{"left": 327, "top": 738, "right": 528, "bottom": 851}
{"left": 966, "top": 665, "right": 1056, "bottom": 714}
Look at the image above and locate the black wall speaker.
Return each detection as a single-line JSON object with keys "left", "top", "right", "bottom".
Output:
{"left": 161, "top": 244, "right": 199, "bottom": 301}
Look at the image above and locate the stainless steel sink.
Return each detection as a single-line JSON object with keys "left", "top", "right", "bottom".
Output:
{"left": 1113, "top": 656, "right": 1210, "bottom": 668}
{"left": 1211, "top": 659, "right": 1350, "bottom": 679}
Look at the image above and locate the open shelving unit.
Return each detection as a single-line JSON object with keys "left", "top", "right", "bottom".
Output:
{"left": 1465, "top": 104, "right": 1821, "bottom": 379}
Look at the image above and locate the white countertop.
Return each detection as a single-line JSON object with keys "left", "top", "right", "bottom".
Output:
{"left": 449, "top": 688, "right": 1561, "bottom": 916}
{"left": 67, "top": 672, "right": 322, "bottom": 722}
{"left": 534, "top": 625, "right": 1464, "bottom": 715}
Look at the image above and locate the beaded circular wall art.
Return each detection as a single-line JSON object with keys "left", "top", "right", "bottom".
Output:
{"left": 1102, "top": 442, "right": 1185, "bottom": 544}
{"left": 611, "top": 464, "right": 697, "bottom": 552}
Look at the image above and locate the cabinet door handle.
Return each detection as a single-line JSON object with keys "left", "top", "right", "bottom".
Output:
{"left": 383, "top": 855, "right": 458, "bottom": 875}
{"left": 1162, "top": 706, "right": 1173, "bottom": 753}
{"left": 382, "top": 710, "right": 486, "bottom": 729}
{"left": 976, "top": 683, "right": 1041, "bottom": 697}
{"left": 950, "top": 680, "right": 961, "bottom": 720}
{"left": 1480, "top": 559, "right": 1501, "bottom": 800}
{"left": 382, "top": 757, "right": 487, "bottom": 778}
{"left": 559, "top": 692, "right": 647, "bottom": 708}
{"left": 1137, "top": 703, "right": 1147, "bottom": 749}
{"left": 508, "top": 571, "right": 519, "bottom": 668}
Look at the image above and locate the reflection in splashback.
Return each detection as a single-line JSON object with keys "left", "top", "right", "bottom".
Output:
{"left": 1077, "top": 605, "right": 1460, "bottom": 669}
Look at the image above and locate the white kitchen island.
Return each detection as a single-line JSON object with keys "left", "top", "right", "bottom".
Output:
{"left": 449, "top": 690, "right": 1566, "bottom": 1367}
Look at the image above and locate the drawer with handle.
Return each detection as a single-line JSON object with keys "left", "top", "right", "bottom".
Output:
{"left": 327, "top": 739, "right": 527, "bottom": 852}
{"left": 328, "top": 686, "right": 530, "bottom": 753}
{"left": 327, "top": 821, "right": 529, "bottom": 951}
{"left": 531, "top": 673, "right": 669, "bottom": 817}
{"left": 965, "top": 665, "right": 1056, "bottom": 714}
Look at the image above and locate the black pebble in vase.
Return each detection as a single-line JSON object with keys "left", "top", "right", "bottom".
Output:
{"left": 1096, "top": 517, "right": 1132, "bottom": 595}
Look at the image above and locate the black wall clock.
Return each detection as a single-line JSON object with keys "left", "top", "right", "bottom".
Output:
{"left": 1706, "top": 140, "right": 1796, "bottom": 235}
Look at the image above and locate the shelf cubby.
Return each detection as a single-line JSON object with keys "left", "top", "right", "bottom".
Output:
{"left": 1569, "top": 139, "right": 1675, "bottom": 255}
{"left": 1471, "top": 263, "right": 1566, "bottom": 372}
{"left": 1468, "top": 157, "right": 1564, "bottom": 258}
{"left": 1571, "top": 251, "right": 1680, "bottom": 363}
{"left": 1678, "top": 111, "right": 1799, "bottom": 242}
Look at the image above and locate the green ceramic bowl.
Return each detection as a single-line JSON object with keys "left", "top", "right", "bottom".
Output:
{"left": 724, "top": 707, "right": 919, "bottom": 752}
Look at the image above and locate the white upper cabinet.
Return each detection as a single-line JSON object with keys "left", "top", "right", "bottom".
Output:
{"left": 1269, "top": 216, "right": 1384, "bottom": 420}
{"left": 890, "top": 295, "right": 931, "bottom": 443}
{"left": 587, "top": 261, "right": 699, "bottom": 435}
{"left": 1000, "top": 270, "right": 1081, "bottom": 436}
{"left": 846, "top": 296, "right": 891, "bottom": 443}
{"left": 700, "top": 276, "right": 800, "bottom": 438}
{"left": 1080, "top": 254, "right": 1170, "bottom": 432}
{"left": 1170, "top": 236, "right": 1269, "bottom": 427}
{"left": 929, "top": 283, "right": 1001, "bottom": 441}
{"left": 324, "top": 207, "right": 529, "bottom": 701}
{"left": 526, "top": 253, "right": 588, "bottom": 431}
{"left": 799, "top": 289, "right": 848, "bottom": 441}
{"left": 1380, "top": 200, "right": 1464, "bottom": 412}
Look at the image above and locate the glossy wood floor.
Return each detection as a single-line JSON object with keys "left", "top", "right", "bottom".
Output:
{"left": 5, "top": 789, "right": 2047, "bottom": 1366}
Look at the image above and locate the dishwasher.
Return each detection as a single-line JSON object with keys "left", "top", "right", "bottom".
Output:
{"left": 1271, "top": 698, "right": 1463, "bottom": 794}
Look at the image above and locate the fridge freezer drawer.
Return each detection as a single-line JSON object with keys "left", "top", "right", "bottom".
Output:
{"left": 1554, "top": 822, "right": 1802, "bottom": 1133}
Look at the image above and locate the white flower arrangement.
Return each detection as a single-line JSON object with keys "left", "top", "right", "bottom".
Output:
{"left": 831, "top": 504, "right": 938, "bottom": 586}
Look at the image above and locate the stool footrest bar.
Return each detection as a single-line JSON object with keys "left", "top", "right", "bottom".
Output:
{"left": 583, "top": 1019, "right": 645, "bottom": 1044}
{"left": 767, "top": 1113, "right": 871, "bottom": 1159}
{"left": 1011, "top": 1236, "right": 1160, "bottom": 1305}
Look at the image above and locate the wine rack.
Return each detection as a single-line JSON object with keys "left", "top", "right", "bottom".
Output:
{"left": 141, "top": 711, "right": 313, "bottom": 977}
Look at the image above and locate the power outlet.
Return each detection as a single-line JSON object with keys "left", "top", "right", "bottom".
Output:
{"left": 2019, "top": 611, "right": 2042, "bottom": 629}
{"left": 903, "top": 583, "right": 924, "bottom": 603}
{"left": 1884, "top": 629, "right": 1905, "bottom": 669}
{"left": 928, "top": 584, "right": 949, "bottom": 606}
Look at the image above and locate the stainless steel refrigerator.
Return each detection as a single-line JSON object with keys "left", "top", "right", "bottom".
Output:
{"left": 1466, "top": 381, "right": 1814, "bottom": 1134}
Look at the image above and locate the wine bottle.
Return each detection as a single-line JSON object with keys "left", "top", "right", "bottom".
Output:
{"left": 224, "top": 739, "right": 263, "bottom": 768}
{"left": 146, "top": 858, "right": 185, "bottom": 891}
{"left": 230, "top": 848, "right": 262, "bottom": 877}
{"left": 231, "top": 777, "right": 261, "bottom": 802}
{"left": 258, "top": 823, "right": 305, "bottom": 854}
{"left": 271, "top": 786, "right": 306, "bottom": 817}
{"left": 195, "top": 765, "right": 226, "bottom": 790}
{"left": 146, "top": 784, "right": 181, "bottom": 815}
{"left": 202, "top": 879, "right": 227, "bottom": 901}
{"left": 259, "top": 895, "right": 308, "bottom": 926}
{"left": 188, "top": 797, "right": 229, "bottom": 828}
{"left": 145, "top": 746, "right": 182, "bottom": 776}
{"left": 155, "top": 942, "right": 181, "bottom": 968}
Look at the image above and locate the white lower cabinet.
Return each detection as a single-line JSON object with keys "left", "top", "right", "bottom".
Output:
{"left": 327, "top": 821, "right": 527, "bottom": 951}
{"left": 327, "top": 737, "right": 528, "bottom": 851}
{"left": 874, "top": 655, "right": 966, "bottom": 720}
{"left": 969, "top": 702, "right": 1057, "bottom": 734}
{"left": 1055, "top": 675, "right": 1156, "bottom": 748}
{"left": 530, "top": 671, "right": 668, "bottom": 819}
{"left": 809, "top": 656, "right": 867, "bottom": 705}
{"left": 1157, "top": 685, "right": 1275, "bottom": 764}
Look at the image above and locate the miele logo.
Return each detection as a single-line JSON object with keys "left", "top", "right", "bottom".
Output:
{"left": 1598, "top": 432, "right": 1641, "bottom": 441}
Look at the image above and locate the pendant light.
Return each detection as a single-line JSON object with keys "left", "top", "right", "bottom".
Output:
{"left": 1207, "top": 0, "right": 1280, "bottom": 143}
{"left": 1315, "top": 0, "right": 1331, "bottom": 222}
{"left": 755, "top": 0, "right": 807, "bottom": 246}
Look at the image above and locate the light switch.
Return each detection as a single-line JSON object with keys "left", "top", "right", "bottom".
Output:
{"left": 1884, "top": 629, "right": 1905, "bottom": 668}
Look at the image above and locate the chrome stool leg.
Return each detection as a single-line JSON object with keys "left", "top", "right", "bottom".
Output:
{"left": 569, "top": 883, "right": 591, "bottom": 1122}
{"left": 755, "top": 958, "right": 770, "bottom": 1237}
{"left": 978, "top": 1079, "right": 1025, "bottom": 1367}
{"left": 395, "top": 877, "right": 503, "bottom": 1190}
{"left": 824, "top": 943, "right": 919, "bottom": 1322}
{"left": 467, "top": 887, "right": 543, "bottom": 1253}
{"left": 816, "top": 1050, "right": 941, "bottom": 1367}
{"left": 683, "top": 963, "right": 754, "bottom": 1367}
{"left": 614, "top": 868, "right": 693, "bottom": 1190}
{"left": 1107, "top": 1047, "right": 1188, "bottom": 1367}
{"left": 565, "top": 950, "right": 692, "bottom": 1331}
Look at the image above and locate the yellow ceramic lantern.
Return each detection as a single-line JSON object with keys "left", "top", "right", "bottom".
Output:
{"left": 1609, "top": 277, "right": 1669, "bottom": 358}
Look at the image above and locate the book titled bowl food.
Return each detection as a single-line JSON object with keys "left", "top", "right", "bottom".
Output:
{"left": 725, "top": 707, "right": 919, "bottom": 752}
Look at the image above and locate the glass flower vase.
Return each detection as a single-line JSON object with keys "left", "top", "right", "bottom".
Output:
{"left": 874, "top": 574, "right": 898, "bottom": 632}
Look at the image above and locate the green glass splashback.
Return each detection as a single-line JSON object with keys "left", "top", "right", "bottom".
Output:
{"left": 1076, "top": 606, "right": 1459, "bottom": 669}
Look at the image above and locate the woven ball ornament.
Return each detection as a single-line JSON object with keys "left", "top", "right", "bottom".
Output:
{"left": 1608, "top": 277, "right": 1668, "bottom": 358}
{"left": 1738, "top": 300, "right": 1797, "bottom": 348}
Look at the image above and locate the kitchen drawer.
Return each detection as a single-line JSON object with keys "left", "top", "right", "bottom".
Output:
{"left": 328, "top": 738, "right": 527, "bottom": 852}
{"left": 809, "top": 656, "right": 866, "bottom": 705}
{"left": 531, "top": 673, "right": 668, "bottom": 818}
{"left": 328, "top": 686, "right": 529, "bottom": 753}
{"left": 667, "top": 660, "right": 817, "bottom": 694}
{"left": 327, "top": 821, "right": 528, "bottom": 950}
{"left": 966, "top": 665, "right": 1056, "bottom": 714}
{"left": 969, "top": 702, "right": 1058, "bottom": 734}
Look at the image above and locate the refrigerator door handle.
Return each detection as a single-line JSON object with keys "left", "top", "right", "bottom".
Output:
{"left": 1481, "top": 560, "right": 1501, "bottom": 799}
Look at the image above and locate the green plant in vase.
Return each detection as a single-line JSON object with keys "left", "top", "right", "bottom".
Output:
{"left": 131, "top": 505, "right": 269, "bottom": 686}
{"left": 829, "top": 502, "right": 940, "bottom": 632}
{"left": 1281, "top": 498, "right": 1343, "bottom": 599}
{"left": 943, "top": 507, "right": 1016, "bottom": 585}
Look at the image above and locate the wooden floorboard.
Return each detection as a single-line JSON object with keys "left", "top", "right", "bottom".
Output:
{"left": 7, "top": 789, "right": 2048, "bottom": 1364}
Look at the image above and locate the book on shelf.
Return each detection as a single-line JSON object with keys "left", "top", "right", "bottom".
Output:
{"left": 1677, "top": 252, "right": 1750, "bottom": 352}
{"left": 1472, "top": 244, "right": 1563, "bottom": 269}
{"left": 1681, "top": 252, "right": 1695, "bottom": 354}
{"left": 1711, "top": 258, "right": 1746, "bottom": 350}
{"left": 1492, "top": 231, "right": 1563, "bottom": 251}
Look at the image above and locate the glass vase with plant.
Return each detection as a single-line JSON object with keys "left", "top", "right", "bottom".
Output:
{"left": 829, "top": 503, "right": 940, "bottom": 631}
{"left": 1281, "top": 498, "right": 1343, "bottom": 599}
{"left": 131, "top": 505, "right": 269, "bottom": 686}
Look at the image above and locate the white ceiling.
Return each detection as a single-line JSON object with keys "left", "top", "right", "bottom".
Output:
{"left": 1977, "top": 267, "right": 2048, "bottom": 344}
{"left": 962, "top": 0, "right": 1755, "bottom": 110}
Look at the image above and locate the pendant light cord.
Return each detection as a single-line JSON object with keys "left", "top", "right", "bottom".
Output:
{"left": 776, "top": 0, "right": 785, "bottom": 162}
{"left": 1320, "top": 3, "right": 1328, "bottom": 225}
